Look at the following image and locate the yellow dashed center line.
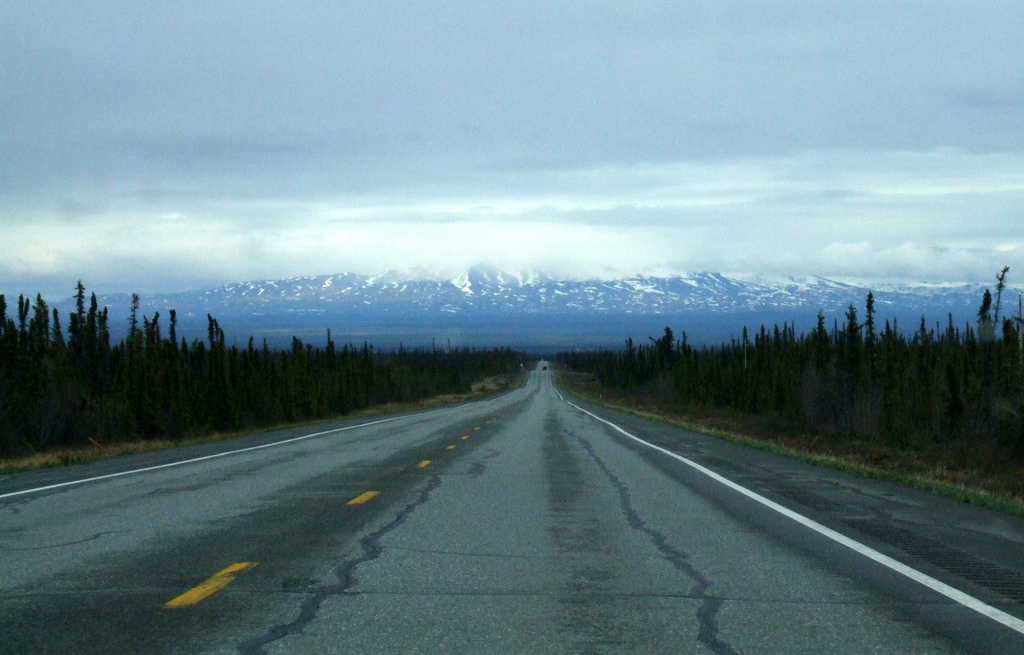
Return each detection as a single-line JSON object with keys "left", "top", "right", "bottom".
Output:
{"left": 347, "top": 490, "right": 381, "bottom": 505}
{"left": 461, "top": 435, "right": 469, "bottom": 440}
{"left": 445, "top": 445, "right": 456, "bottom": 450}
{"left": 164, "top": 562, "right": 257, "bottom": 608}
{"left": 416, "top": 460, "right": 431, "bottom": 468}
{"left": 474, "top": 427, "right": 481, "bottom": 431}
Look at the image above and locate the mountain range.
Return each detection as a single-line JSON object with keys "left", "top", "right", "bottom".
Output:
{"left": 59, "top": 266, "right": 1023, "bottom": 350}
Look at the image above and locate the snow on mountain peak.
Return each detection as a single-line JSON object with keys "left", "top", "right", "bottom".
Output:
{"left": 119, "top": 267, "right": 1020, "bottom": 330}
{"left": 451, "top": 271, "right": 474, "bottom": 295}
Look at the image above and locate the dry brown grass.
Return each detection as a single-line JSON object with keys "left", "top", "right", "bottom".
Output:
{"left": 0, "top": 439, "right": 186, "bottom": 472}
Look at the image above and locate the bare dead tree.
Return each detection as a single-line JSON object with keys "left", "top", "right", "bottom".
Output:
{"left": 993, "top": 265, "right": 1010, "bottom": 323}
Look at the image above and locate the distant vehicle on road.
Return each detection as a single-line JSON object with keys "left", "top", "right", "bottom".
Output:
{"left": 542, "top": 366, "right": 547, "bottom": 370}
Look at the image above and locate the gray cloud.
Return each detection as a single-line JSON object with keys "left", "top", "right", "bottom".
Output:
{"left": 2, "top": 1, "right": 1024, "bottom": 297}
{"left": 947, "top": 88, "right": 1024, "bottom": 114}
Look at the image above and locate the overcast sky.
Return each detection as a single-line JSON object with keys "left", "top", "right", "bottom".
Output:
{"left": 3, "top": 1, "right": 1023, "bottom": 297}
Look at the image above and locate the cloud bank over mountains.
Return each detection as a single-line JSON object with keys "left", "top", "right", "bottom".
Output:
{"left": 2, "top": 2, "right": 1022, "bottom": 297}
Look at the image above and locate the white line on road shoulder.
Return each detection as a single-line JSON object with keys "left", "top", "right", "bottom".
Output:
{"left": 555, "top": 390, "right": 1024, "bottom": 636}
{"left": 0, "top": 392, "right": 515, "bottom": 501}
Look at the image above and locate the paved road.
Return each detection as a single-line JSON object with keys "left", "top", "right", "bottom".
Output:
{"left": 2, "top": 364, "right": 1024, "bottom": 653}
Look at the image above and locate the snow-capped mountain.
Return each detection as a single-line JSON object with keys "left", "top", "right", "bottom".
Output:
{"left": 64, "top": 266, "right": 1022, "bottom": 348}
{"left": 134, "top": 266, "right": 1017, "bottom": 319}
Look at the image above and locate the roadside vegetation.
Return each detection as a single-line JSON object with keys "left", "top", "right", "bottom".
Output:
{"left": 557, "top": 268, "right": 1024, "bottom": 510}
{"left": 0, "top": 282, "right": 523, "bottom": 464}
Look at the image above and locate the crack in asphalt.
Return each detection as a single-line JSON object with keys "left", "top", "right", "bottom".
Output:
{"left": 576, "top": 434, "right": 742, "bottom": 655}
{"left": 236, "top": 473, "right": 443, "bottom": 655}
{"left": 386, "top": 545, "right": 546, "bottom": 560}
{"left": 4, "top": 530, "right": 119, "bottom": 551}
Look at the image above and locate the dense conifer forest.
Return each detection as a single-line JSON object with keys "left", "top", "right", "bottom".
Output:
{"left": 559, "top": 272, "right": 1024, "bottom": 471}
{"left": 0, "top": 283, "right": 522, "bottom": 458}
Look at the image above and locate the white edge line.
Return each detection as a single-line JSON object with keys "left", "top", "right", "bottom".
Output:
{"left": 0, "top": 387, "right": 522, "bottom": 501}
{"left": 555, "top": 389, "right": 1024, "bottom": 636}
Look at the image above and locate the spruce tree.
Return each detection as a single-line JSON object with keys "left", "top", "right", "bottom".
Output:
{"left": 865, "top": 292, "right": 877, "bottom": 378}
{"left": 51, "top": 308, "right": 65, "bottom": 349}
{"left": 17, "top": 295, "right": 29, "bottom": 341}
{"left": 168, "top": 309, "right": 178, "bottom": 349}
{"left": 129, "top": 293, "right": 140, "bottom": 339}
{"left": 844, "top": 303, "right": 861, "bottom": 378}
{"left": 978, "top": 288, "right": 994, "bottom": 342}
{"left": 74, "top": 280, "right": 86, "bottom": 326}
{"left": 30, "top": 294, "right": 50, "bottom": 349}
{"left": 978, "top": 288, "right": 993, "bottom": 322}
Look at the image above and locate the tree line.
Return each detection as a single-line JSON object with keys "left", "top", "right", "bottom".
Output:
{"left": 0, "top": 282, "right": 522, "bottom": 457}
{"left": 559, "top": 269, "right": 1024, "bottom": 460}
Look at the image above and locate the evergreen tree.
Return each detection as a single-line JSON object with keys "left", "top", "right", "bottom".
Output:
{"left": 125, "top": 294, "right": 139, "bottom": 342}
{"left": 51, "top": 308, "right": 65, "bottom": 349}
{"left": 864, "top": 292, "right": 877, "bottom": 377}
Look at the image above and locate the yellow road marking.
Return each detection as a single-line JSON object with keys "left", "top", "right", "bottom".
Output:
{"left": 164, "top": 562, "right": 257, "bottom": 608}
{"left": 416, "top": 460, "right": 431, "bottom": 468}
{"left": 347, "top": 490, "right": 380, "bottom": 505}
{"left": 474, "top": 427, "right": 481, "bottom": 431}
{"left": 445, "top": 445, "right": 456, "bottom": 450}
{"left": 461, "top": 435, "right": 469, "bottom": 440}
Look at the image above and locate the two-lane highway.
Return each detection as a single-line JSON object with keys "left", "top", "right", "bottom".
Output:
{"left": 2, "top": 364, "right": 1024, "bottom": 653}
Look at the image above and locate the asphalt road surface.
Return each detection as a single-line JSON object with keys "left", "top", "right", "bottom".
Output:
{"left": 2, "top": 363, "right": 1024, "bottom": 653}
